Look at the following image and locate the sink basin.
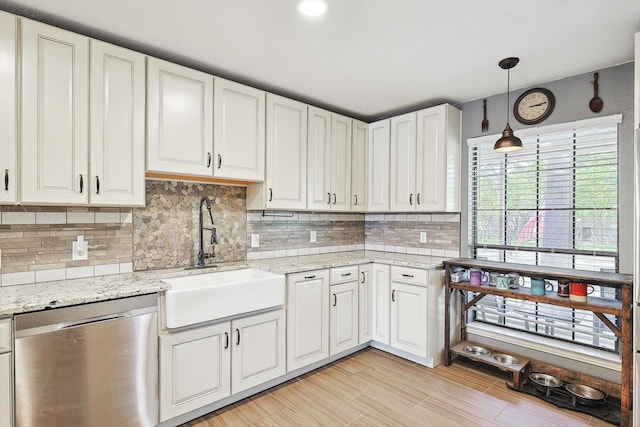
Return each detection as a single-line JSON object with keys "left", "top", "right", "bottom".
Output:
{"left": 162, "top": 268, "right": 285, "bottom": 328}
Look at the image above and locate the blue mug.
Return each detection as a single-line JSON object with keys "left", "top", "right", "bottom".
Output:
{"left": 531, "top": 277, "right": 553, "bottom": 296}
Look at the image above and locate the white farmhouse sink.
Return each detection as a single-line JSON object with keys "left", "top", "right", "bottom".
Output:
{"left": 162, "top": 268, "right": 285, "bottom": 328}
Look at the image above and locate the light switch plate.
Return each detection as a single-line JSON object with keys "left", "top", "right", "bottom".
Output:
{"left": 310, "top": 231, "right": 317, "bottom": 243}
{"left": 251, "top": 234, "right": 260, "bottom": 248}
{"left": 420, "top": 232, "right": 427, "bottom": 243}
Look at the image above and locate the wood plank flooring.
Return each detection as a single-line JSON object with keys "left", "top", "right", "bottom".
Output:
{"left": 181, "top": 348, "right": 614, "bottom": 426}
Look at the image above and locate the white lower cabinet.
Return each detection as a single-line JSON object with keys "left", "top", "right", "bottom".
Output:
{"left": 371, "top": 263, "right": 391, "bottom": 344}
{"left": 329, "top": 266, "right": 359, "bottom": 355}
{"left": 358, "top": 264, "right": 372, "bottom": 344}
{"left": 160, "top": 309, "right": 285, "bottom": 422}
{"left": 286, "top": 270, "right": 329, "bottom": 371}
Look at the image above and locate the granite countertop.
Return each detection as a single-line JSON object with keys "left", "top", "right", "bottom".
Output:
{"left": 0, "top": 251, "right": 448, "bottom": 316}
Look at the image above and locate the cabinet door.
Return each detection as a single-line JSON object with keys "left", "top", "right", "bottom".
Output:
{"left": 351, "top": 120, "right": 368, "bottom": 212}
{"left": 0, "top": 352, "right": 10, "bottom": 427}
{"left": 390, "top": 112, "right": 416, "bottom": 211}
{"left": 21, "top": 20, "right": 89, "bottom": 204}
{"left": 358, "top": 264, "right": 372, "bottom": 344}
{"left": 390, "top": 282, "right": 428, "bottom": 357}
{"left": 231, "top": 309, "right": 286, "bottom": 394}
{"left": 307, "top": 106, "right": 331, "bottom": 210}
{"left": 159, "top": 322, "right": 231, "bottom": 422}
{"left": 147, "top": 57, "right": 213, "bottom": 176}
{"left": 371, "top": 263, "right": 390, "bottom": 344}
{"left": 330, "top": 113, "right": 352, "bottom": 211}
{"left": 0, "top": 12, "right": 17, "bottom": 205}
{"left": 368, "top": 119, "right": 390, "bottom": 211}
{"left": 287, "top": 269, "right": 329, "bottom": 371}
{"left": 265, "top": 94, "right": 307, "bottom": 209}
{"left": 90, "top": 40, "right": 145, "bottom": 206}
{"left": 330, "top": 281, "right": 359, "bottom": 355}
{"left": 213, "top": 77, "right": 265, "bottom": 181}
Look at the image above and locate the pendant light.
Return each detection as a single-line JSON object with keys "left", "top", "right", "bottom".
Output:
{"left": 494, "top": 57, "right": 522, "bottom": 152}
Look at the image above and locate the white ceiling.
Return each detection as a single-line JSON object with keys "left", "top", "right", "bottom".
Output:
{"left": 2, "top": 0, "right": 640, "bottom": 121}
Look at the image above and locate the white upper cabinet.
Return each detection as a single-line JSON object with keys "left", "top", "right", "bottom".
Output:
{"left": 213, "top": 77, "right": 265, "bottom": 181}
{"left": 147, "top": 57, "right": 214, "bottom": 177}
{"left": 368, "top": 119, "right": 391, "bottom": 212}
{"left": 351, "top": 119, "right": 368, "bottom": 212}
{"left": 390, "top": 112, "right": 417, "bottom": 211}
{"left": 90, "top": 40, "right": 146, "bottom": 206}
{"left": 330, "top": 113, "right": 352, "bottom": 211}
{"left": 307, "top": 106, "right": 332, "bottom": 210}
{"left": 21, "top": 19, "right": 89, "bottom": 205}
{"left": 247, "top": 94, "right": 307, "bottom": 210}
{"left": 0, "top": 11, "right": 17, "bottom": 205}
{"left": 415, "top": 104, "right": 461, "bottom": 212}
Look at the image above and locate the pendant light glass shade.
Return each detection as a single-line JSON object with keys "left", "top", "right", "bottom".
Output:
{"left": 494, "top": 57, "right": 522, "bottom": 153}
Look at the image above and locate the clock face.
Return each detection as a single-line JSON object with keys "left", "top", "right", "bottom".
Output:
{"left": 514, "top": 88, "right": 555, "bottom": 125}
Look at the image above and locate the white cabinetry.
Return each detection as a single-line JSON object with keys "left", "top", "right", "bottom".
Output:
{"left": 351, "top": 120, "right": 368, "bottom": 212}
{"left": 329, "top": 266, "right": 359, "bottom": 355}
{"left": 0, "top": 318, "right": 12, "bottom": 427}
{"left": 0, "top": 11, "right": 17, "bottom": 205}
{"left": 286, "top": 269, "right": 329, "bottom": 371}
{"left": 358, "top": 264, "right": 372, "bottom": 344}
{"left": 390, "top": 267, "right": 428, "bottom": 357}
{"left": 368, "top": 119, "right": 391, "bottom": 211}
{"left": 160, "top": 309, "right": 285, "bottom": 421}
{"left": 160, "top": 322, "right": 230, "bottom": 421}
{"left": 247, "top": 94, "right": 307, "bottom": 210}
{"left": 231, "top": 309, "right": 286, "bottom": 393}
{"left": 390, "top": 112, "right": 417, "bottom": 211}
{"left": 90, "top": 40, "right": 146, "bottom": 206}
{"left": 307, "top": 108, "right": 352, "bottom": 211}
{"left": 147, "top": 57, "right": 214, "bottom": 177}
{"left": 213, "top": 77, "right": 265, "bottom": 181}
{"left": 371, "top": 263, "right": 391, "bottom": 344}
{"left": 21, "top": 20, "right": 89, "bottom": 204}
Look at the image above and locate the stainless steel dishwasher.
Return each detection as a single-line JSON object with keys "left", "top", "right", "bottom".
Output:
{"left": 14, "top": 294, "right": 159, "bottom": 427}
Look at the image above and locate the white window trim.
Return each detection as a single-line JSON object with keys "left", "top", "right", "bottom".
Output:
{"left": 467, "top": 320, "right": 621, "bottom": 371}
{"left": 467, "top": 114, "right": 623, "bottom": 146}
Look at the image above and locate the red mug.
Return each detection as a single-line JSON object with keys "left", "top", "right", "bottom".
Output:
{"left": 569, "top": 282, "right": 594, "bottom": 302}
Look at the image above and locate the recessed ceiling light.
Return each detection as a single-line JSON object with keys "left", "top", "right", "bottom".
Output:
{"left": 297, "top": 0, "right": 328, "bottom": 17}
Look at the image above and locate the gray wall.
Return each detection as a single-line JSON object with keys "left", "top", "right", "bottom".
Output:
{"left": 456, "top": 62, "right": 634, "bottom": 274}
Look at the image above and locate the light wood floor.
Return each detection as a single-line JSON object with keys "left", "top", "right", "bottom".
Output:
{"left": 181, "top": 348, "right": 613, "bottom": 427}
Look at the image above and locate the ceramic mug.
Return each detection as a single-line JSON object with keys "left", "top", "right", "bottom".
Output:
{"left": 570, "top": 282, "right": 595, "bottom": 302}
{"left": 557, "top": 279, "right": 570, "bottom": 297}
{"left": 469, "top": 268, "right": 489, "bottom": 286}
{"left": 531, "top": 277, "right": 553, "bottom": 296}
{"left": 495, "top": 275, "right": 514, "bottom": 290}
{"left": 507, "top": 272, "right": 525, "bottom": 289}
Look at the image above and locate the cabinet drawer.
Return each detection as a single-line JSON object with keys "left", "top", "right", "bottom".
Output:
{"left": 0, "top": 318, "right": 11, "bottom": 353}
{"left": 330, "top": 265, "right": 358, "bottom": 284}
{"left": 391, "top": 266, "right": 427, "bottom": 286}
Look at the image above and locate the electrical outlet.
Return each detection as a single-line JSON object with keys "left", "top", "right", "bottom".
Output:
{"left": 310, "top": 231, "right": 317, "bottom": 243}
{"left": 420, "top": 232, "right": 427, "bottom": 244}
{"left": 72, "top": 236, "right": 88, "bottom": 261}
{"left": 251, "top": 234, "right": 260, "bottom": 248}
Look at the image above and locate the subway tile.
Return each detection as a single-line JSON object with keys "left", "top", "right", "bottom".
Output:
{"left": 2, "top": 271, "right": 35, "bottom": 286}
{"left": 94, "top": 264, "right": 120, "bottom": 276}
{"left": 35, "top": 268, "right": 66, "bottom": 283}
{"left": 95, "top": 212, "right": 121, "bottom": 223}
{"left": 66, "top": 266, "right": 94, "bottom": 279}
{"left": 2, "top": 212, "right": 36, "bottom": 225}
{"left": 67, "top": 212, "right": 95, "bottom": 224}
{"left": 35, "top": 212, "right": 67, "bottom": 225}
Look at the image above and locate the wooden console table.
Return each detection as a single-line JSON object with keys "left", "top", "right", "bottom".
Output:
{"left": 443, "top": 258, "right": 633, "bottom": 427}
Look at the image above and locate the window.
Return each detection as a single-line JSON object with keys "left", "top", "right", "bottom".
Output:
{"left": 467, "top": 115, "right": 622, "bottom": 353}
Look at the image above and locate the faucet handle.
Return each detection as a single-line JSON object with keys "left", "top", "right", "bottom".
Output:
{"left": 211, "top": 227, "right": 218, "bottom": 245}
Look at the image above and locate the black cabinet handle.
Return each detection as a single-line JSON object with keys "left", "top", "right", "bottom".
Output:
{"left": 361, "top": 271, "right": 365, "bottom": 283}
{"left": 269, "top": 188, "right": 273, "bottom": 202}
{"left": 417, "top": 193, "right": 421, "bottom": 205}
{"left": 217, "top": 154, "right": 222, "bottom": 169}
{"left": 392, "top": 289, "right": 396, "bottom": 302}
{"left": 333, "top": 293, "right": 337, "bottom": 307}
{"left": 332, "top": 193, "right": 337, "bottom": 204}
{"left": 236, "top": 329, "right": 240, "bottom": 345}
{"left": 4, "top": 169, "right": 8, "bottom": 191}
{"left": 95, "top": 176, "right": 100, "bottom": 194}
{"left": 402, "top": 273, "right": 414, "bottom": 278}
{"left": 341, "top": 273, "right": 351, "bottom": 277}
{"left": 354, "top": 194, "right": 358, "bottom": 205}
{"left": 207, "top": 152, "right": 212, "bottom": 168}
{"left": 224, "top": 332, "right": 229, "bottom": 349}
{"left": 409, "top": 193, "right": 413, "bottom": 205}
{"left": 326, "top": 192, "right": 331, "bottom": 204}
{"left": 304, "top": 275, "right": 316, "bottom": 279}
{"left": 79, "top": 174, "right": 84, "bottom": 194}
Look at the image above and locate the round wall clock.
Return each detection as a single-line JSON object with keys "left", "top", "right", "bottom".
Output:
{"left": 513, "top": 88, "right": 555, "bottom": 125}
